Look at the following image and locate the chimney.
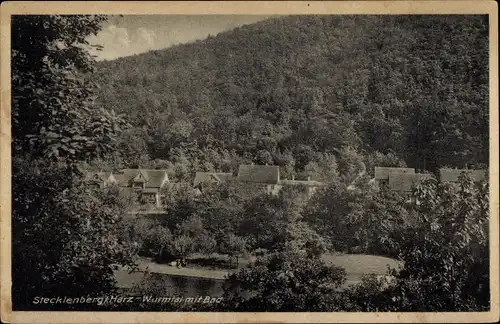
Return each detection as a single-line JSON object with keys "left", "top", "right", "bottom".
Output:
{"left": 292, "top": 175, "right": 295, "bottom": 181}
{"left": 307, "top": 176, "right": 310, "bottom": 181}
{"left": 251, "top": 162, "right": 254, "bottom": 166}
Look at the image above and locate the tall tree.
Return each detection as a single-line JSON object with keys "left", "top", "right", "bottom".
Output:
{"left": 12, "top": 15, "right": 127, "bottom": 163}
{"left": 11, "top": 15, "right": 134, "bottom": 309}
{"left": 390, "top": 174, "right": 490, "bottom": 311}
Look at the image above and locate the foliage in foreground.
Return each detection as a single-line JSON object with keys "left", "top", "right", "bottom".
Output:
{"left": 221, "top": 251, "right": 349, "bottom": 311}
{"left": 11, "top": 15, "right": 136, "bottom": 309}
{"left": 12, "top": 159, "right": 137, "bottom": 308}
{"left": 386, "top": 174, "right": 490, "bottom": 311}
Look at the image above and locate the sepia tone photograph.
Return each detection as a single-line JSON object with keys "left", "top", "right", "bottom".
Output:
{"left": 0, "top": 1, "right": 498, "bottom": 323}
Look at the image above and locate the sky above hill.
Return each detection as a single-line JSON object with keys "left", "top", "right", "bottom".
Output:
{"left": 87, "top": 15, "right": 271, "bottom": 61}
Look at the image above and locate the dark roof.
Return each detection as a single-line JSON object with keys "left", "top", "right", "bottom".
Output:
{"left": 439, "top": 168, "right": 487, "bottom": 183}
{"left": 389, "top": 173, "right": 435, "bottom": 192}
{"left": 375, "top": 167, "right": 415, "bottom": 180}
{"left": 193, "top": 172, "right": 233, "bottom": 187}
{"left": 115, "top": 169, "right": 169, "bottom": 188}
{"left": 237, "top": 165, "right": 280, "bottom": 184}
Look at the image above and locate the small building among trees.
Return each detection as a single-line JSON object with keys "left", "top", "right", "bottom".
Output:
{"left": 86, "top": 169, "right": 171, "bottom": 208}
{"left": 236, "top": 164, "right": 281, "bottom": 195}
{"left": 374, "top": 167, "right": 415, "bottom": 187}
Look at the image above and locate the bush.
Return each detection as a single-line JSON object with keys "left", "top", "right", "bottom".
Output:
{"left": 221, "top": 250, "right": 349, "bottom": 311}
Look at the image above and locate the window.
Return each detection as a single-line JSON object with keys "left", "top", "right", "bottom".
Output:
{"left": 141, "top": 193, "right": 156, "bottom": 204}
{"left": 133, "top": 181, "right": 144, "bottom": 190}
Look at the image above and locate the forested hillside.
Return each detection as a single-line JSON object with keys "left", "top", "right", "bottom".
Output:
{"left": 94, "top": 15, "right": 489, "bottom": 180}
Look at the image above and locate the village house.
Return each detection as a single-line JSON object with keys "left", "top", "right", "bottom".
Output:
{"left": 236, "top": 164, "right": 281, "bottom": 195}
{"left": 236, "top": 164, "right": 326, "bottom": 197}
{"left": 374, "top": 167, "right": 415, "bottom": 185}
{"left": 439, "top": 168, "right": 487, "bottom": 183}
{"left": 113, "top": 169, "right": 170, "bottom": 208}
{"left": 372, "top": 167, "right": 436, "bottom": 204}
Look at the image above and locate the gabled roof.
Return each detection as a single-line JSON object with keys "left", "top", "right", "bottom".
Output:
{"left": 389, "top": 173, "right": 435, "bottom": 192}
{"left": 439, "top": 168, "right": 487, "bottom": 183}
{"left": 193, "top": 172, "right": 233, "bottom": 187}
{"left": 115, "top": 169, "right": 169, "bottom": 188}
{"left": 374, "top": 167, "right": 415, "bottom": 180}
{"left": 132, "top": 170, "right": 149, "bottom": 183}
{"left": 237, "top": 165, "right": 280, "bottom": 184}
